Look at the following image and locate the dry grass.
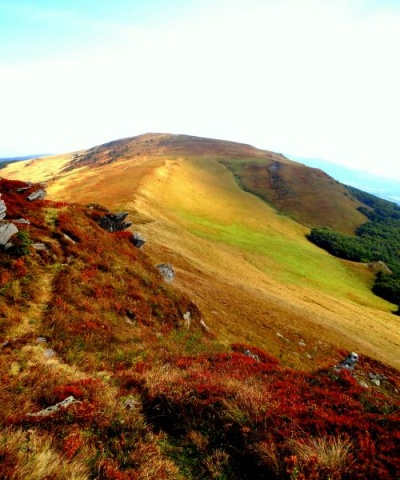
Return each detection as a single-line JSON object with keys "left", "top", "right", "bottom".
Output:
{"left": 3, "top": 134, "right": 400, "bottom": 371}
{"left": 288, "top": 435, "right": 354, "bottom": 475}
{"left": 0, "top": 428, "right": 90, "bottom": 480}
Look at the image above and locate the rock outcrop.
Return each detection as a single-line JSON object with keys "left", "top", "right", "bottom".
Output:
{"left": 0, "top": 195, "right": 6, "bottom": 219}
{"left": 28, "top": 396, "right": 80, "bottom": 417}
{"left": 96, "top": 212, "right": 132, "bottom": 232}
{"left": 27, "top": 189, "right": 47, "bottom": 201}
{"left": 0, "top": 222, "right": 18, "bottom": 247}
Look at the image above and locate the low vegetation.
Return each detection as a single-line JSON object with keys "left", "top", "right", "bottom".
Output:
{"left": 309, "top": 187, "right": 400, "bottom": 310}
{"left": 0, "top": 178, "right": 399, "bottom": 479}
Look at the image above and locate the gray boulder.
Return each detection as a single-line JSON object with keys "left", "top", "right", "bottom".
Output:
{"left": 0, "top": 196, "right": 6, "bottom": 220}
{"left": 131, "top": 232, "right": 146, "bottom": 248}
{"left": 0, "top": 222, "right": 18, "bottom": 246}
{"left": 156, "top": 263, "right": 175, "bottom": 282}
{"left": 27, "top": 189, "right": 47, "bottom": 201}
{"left": 335, "top": 351, "right": 359, "bottom": 371}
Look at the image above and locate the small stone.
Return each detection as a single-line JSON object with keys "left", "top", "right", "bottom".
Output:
{"left": 156, "top": 263, "right": 175, "bottom": 282}
{"left": 359, "top": 381, "right": 369, "bottom": 388}
{"left": 183, "top": 311, "right": 191, "bottom": 329}
{"left": 371, "top": 378, "right": 381, "bottom": 387}
{"left": 60, "top": 234, "right": 75, "bottom": 245}
{"left": 27, "top": 189, "right": 47, "bottom": 201}
{"left": 36, "top": 337, "right": 47, "bottom": 344}
{"left": 199, "top": 319, "right": 210, "bottom": 332}
{"left": 13, "top": 218, "right": 30, "bottom": 224}
{"left": 335, "top": 352, "right": 359, "bottom": 371}
{"left": 44, "top": 348, "right": 55, "bottom": 358}
{"left": 245, "top": 349, "right": 259, "bottom": 361}
{"left": 298, "top": 341, "right": 306, "bottom": 347}
{"left": 131, "top": 232, "right": 146, "bottom": 248}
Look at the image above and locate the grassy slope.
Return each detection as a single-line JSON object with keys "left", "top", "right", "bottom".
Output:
{"left": 222, "top": 159, "right": 366, "bottom": 233}
{"left": 2, "top": 134, "right": 399, "bottom": 371}
{"left": 1, "top": 175, "right": 400, "bottom": 479}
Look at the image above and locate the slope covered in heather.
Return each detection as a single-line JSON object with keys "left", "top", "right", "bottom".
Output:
{"left": 0, "top": 178, "right": 399, "bottom": 479}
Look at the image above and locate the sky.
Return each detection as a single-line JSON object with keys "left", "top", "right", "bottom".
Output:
{"left": 1, "top": 0, "right": 400, "bottom": 178}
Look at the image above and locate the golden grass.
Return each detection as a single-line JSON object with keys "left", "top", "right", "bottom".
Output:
{"left": 288, "top": 435, "right": 354, "bottom": 474}
{"left": 1, "top": 153, "right": 75, "bottom": 184}
{"left": 0, "top": 428, "right": 90, "bottom": 480}
{"left": 4, "top": 136, "right": 400, "bottom": 370}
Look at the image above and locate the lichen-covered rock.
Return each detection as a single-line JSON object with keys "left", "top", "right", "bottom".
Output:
{"left": 27, "top": 189, "right": 47, "bottom": 201}
{"left": 156, "top": 263, "right": 175, "bottom": 282}
{"left": 0, "top": 222, "right": 18, "bottom": 246}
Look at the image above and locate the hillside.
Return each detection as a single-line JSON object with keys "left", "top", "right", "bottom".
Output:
{"left": 1, "top": 178, "right": 399, "bottom": 479}
{"left": 3, "top": 134, "right": 367, "bottom": 233}
{"left": 291, "top": 156, "right": 400, "bottom": 205}
{"left": 2, "top": 133, "right": 398, "bottom": 373}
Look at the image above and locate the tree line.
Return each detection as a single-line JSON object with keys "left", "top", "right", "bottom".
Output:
{"left": 309, "top": 186, "right": 400, "bottom": 312}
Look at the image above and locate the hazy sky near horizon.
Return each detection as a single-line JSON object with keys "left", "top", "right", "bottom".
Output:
{"left": 1, "top": 0, "right": 399, "bottom": 178}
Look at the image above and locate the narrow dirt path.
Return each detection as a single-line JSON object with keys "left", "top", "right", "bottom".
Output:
{"left": 10, "top": 271, "right": 54, "bottom": 339}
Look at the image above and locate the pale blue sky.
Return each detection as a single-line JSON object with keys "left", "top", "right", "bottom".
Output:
{"left": 1, "top": 0, "right": 399, "bottom": 178}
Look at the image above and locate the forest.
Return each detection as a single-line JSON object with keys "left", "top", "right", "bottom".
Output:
{"left": 309, "top": 186, "right": 400, "bottom": 311}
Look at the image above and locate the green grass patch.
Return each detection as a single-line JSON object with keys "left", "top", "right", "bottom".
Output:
{"left": 174, "top": 208, "right": 384, "bottom": 306}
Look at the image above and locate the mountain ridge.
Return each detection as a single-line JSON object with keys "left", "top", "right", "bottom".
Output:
{"left": 2, "top": 133, "right": 399, "bottom": 373}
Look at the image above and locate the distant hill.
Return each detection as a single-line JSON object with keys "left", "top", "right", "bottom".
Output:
{"left": 2, "top": 133, "right": 367, "bottom": 234}
{"left": 289, "top": 156, "right": 400, "bottom": 205}
{"left": 0, "top": 154, "right": 51, "bottom": 169}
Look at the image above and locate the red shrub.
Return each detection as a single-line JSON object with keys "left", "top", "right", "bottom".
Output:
{"left": 62, "top": 430, "right": 83, "bottom": 459}
{"left": 113, "top": 231, "right": 133, "bottom": 240}
{"left": 13, "top": 257, "right": 28, "bottom": 277}
{"left": 0, "top": 270, "right": 11, "bottom": 286}
{"left": 0, "top": 179, "right": 28, "bottom": 191}
{"left": 53, "top": 385, "right": 85, "bottom": 401}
